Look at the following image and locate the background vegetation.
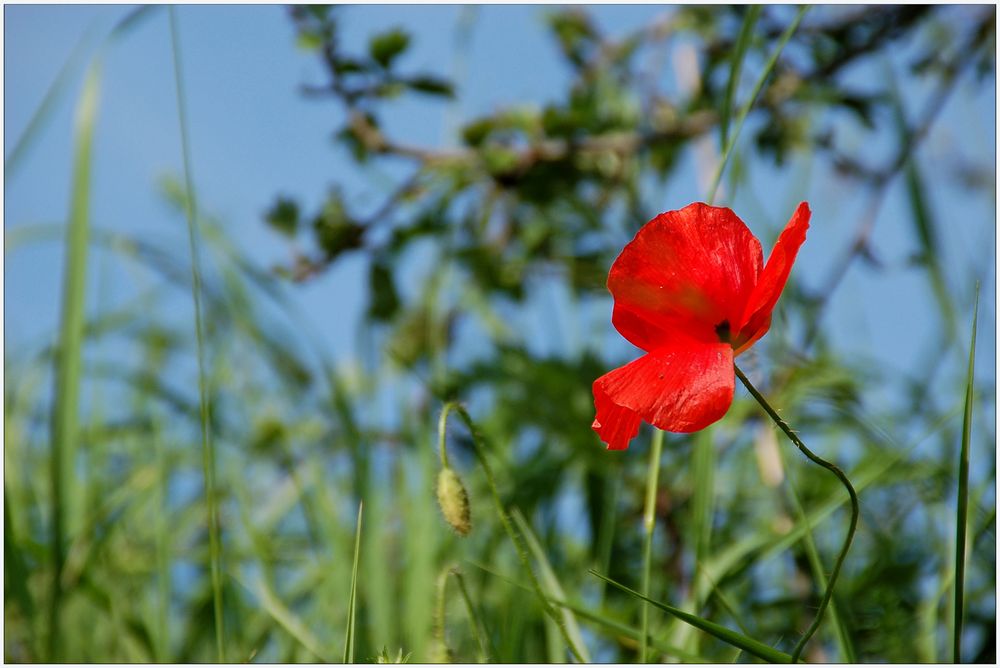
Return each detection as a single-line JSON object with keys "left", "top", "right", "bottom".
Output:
{"left": 4, "top": 5, "right": 996, "bottom": 663}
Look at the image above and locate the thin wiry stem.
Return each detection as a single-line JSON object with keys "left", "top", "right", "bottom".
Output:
{"left": 734, "top": 364, "right": 858, "bottom": 663}
{"left": 168, "top": 8, "right": 225, "bottom": 661}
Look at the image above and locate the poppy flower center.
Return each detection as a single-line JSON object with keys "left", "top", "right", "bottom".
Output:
{"left": 715, "top": 320, "right": 732, "bottom": 344}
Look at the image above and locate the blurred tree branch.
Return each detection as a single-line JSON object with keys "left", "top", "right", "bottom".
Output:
{"left": 270, "top": 3, "right": 995, "bottom": 404}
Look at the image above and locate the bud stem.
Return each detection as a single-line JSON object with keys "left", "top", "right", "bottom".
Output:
{"left": 438, "top": 402, "right": 586, "bottom": 662}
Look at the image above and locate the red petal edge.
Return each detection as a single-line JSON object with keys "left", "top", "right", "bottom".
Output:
{"left": 592, "top": 341, "right": 735, "bottom": 449}
{"left": 591, "top": 382, "right": 642, "bottom": 451}
{"left": 736, "top": 202, "right": 810, "bottom": 352}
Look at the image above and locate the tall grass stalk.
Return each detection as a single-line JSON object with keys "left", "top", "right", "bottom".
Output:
{"left": 168, "top": 8, "right": 225, "bottom": 661}
{"left": 402, "top": 438, "right": 438, "bottom": 660}
{"left": 953, "top": 285, "right": 979, "bottom": 662}
{"left": 345, "top": 501, "right": 364, "bottom": 663}
{"left": 5, "top": 26, "right": 97, "bottom": 182}
{"left": 153, "top": 416, "right": 171, "bottom": 661}
{"left": 707, "top": 4, "right": 808, "bottom": 204}
{"left": 718, "top": 5, "right": 762, "bottom": 154}
{"left": 639, "top": 428, "right": 664, "bottom": 663}
{"left": 433, "top": 568, "right": 452, "bottom": 660}
{"left": 452, "top": 568, "right": 490, "bottom": 662}
{"left": 46, "top": 57, "right": 101, "bottom": 663}
{"left": 594, "top": 472, "right": 620, "bottom": 605}
{"left": 247, "top": 575, "right": 332, "bottom": 662}
{"left": 512, "top": 509, "right": 591, "bottom": 662}
{"left": 686, "top": 427, "right": 716, "bottom": 655}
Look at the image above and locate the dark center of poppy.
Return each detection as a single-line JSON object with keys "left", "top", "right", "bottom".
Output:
{"left": 715, "top": 319, "right": 732, "bottom": 344}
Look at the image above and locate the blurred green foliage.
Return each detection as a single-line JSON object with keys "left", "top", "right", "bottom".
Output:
{"left": 5, "top": 4, "right": 996, "bottom": 664}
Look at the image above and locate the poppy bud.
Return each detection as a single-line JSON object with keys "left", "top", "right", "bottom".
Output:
{"left": 436, "top": 467, "right": 472, "bottom": 536}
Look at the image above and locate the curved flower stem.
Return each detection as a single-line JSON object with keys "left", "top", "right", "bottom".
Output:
{"left": 437, "top": 404, "right": 452, "bottom": 469}
{"left": 734, "top": 364, "right": 859, "bottom": 663}
{"left": 640, "top": 428, "right": 665, "bottom": 663}
{"left": 440, "top": 402, "right": 587, "bottom": 662}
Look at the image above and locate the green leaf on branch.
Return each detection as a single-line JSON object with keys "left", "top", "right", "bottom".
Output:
{"left": 404, "top": 75, "right": 454, "bottom": 98}
{"left": 312, "top": 190, "right": 365, "bottom": 260}
{"left": 367, "top": 260, "right": 401, "bottom": 322}
{"left": 369, "top": 28, "right": 410, "bottom": 68}
{"left": 264, "top": 196, "right": 300, "bottom": 238}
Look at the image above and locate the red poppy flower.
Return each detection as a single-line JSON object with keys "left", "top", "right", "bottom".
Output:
{"left": 592, "top": 202, "right": 810, "bottom": 450}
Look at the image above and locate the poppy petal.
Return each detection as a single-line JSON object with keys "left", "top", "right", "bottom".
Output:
{"left": 611, "top": 303, "right": 691, "bottom": 353}
{"left": 592, "top": 340, "right": 734, "bottom": 449}
{"left": 609, "top": 203, "right": 763, "bottom": 350}
{"left": 591, "top": 382, "right": 642, "bottom": 451}
{"left": 737, "top": 202, "right": 810, "bottom": 350}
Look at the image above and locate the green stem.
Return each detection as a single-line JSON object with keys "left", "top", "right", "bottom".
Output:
{"left": 707, "top": 5, "right": 808, "bottom": 204}
{"left": 433, "top": 567, "right": 451, "bottom": 659}
{"left": 953, "top": 285, "right": 979, "bottom": 662}
{"left": 734, "top": 364, "right": 858, "bottom": 663}
{"left": 639, "top": 428, "right": 665, "bottom": 663}
{"left": 437, "top": 404, "right": 452, "bottom": 469}
{"left": 452, "top": 568, "right": 491, "bottom": 662}
{"left": 168, "top": 8, "right": 225, "bottom": 661}
{"left": 47, "top": 58, "right": 100, "bottom": 662}
{"left": 441, "top": 403, "right": 586, "bottom": 662}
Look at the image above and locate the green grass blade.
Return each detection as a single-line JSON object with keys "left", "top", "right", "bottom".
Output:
{"left": 168, "top": 8, "right": 225, "bottom": 661}
{"left": 402, "top": 436, "right": 438, "bottom": 661}
{"left": 707, "top": 5, "right": 807, "bottom": 204}
{"left": 693, "top": 559, "right": 753, "bottom": 639}
{"left": 719, "top": 5, "right": 762, "bottom": 150}
{"left": 887, "top": 68, "right": 958, "bottom": 341}
{"left": 240, "top": 576, "right": 332, "bottom": 663}
{"left": 107, "top": 5, "right": 161, "bottom": 42}
{"left": 5, "top": 489, "right": 37, "bottom": 639}
{"left": 46, "top": 56, "right": 101, "bottom": 663}
{"left": 918, "top": 564, "right": 954, "bottom": 661}
{"left": 591, "top": 571, "right": 793, "bottom": 664}
{"left": 433, "top": 568, "right": 452, "bottom": 661}
{"left": 639, "top": 427, "right": 664, "bottom": 662}
{"left": 153, "top": 418, "right": 172, "bottom": 661}
{"left": 511, "top": 509, "right": 591, "bottom": 662}
{"left": 594, "top": 472, "right": 619, "bottom": 605}
{"left": 468, "top": 560, "right": 710, "bottom": 662}
{"left": 451, "top": 569, "right": 490, "bottom": 662}
{"left": 953, "top": 284, "right": 979, "bottom": 662}
{"left": 363, "top": 491, "right": 394, "bottom": 654}
{"left": 4, "top": 25, "right": 97, "bottom": 182}
{"left": 676, "top": 428, "right": 716, "bottom": 654}
{"left": 345, "top": 501, "right": 364, "bottom": 663}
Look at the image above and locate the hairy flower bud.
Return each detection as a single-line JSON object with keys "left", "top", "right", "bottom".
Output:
{"left": 436, "top": 467, "right": 471, "bottom": 536}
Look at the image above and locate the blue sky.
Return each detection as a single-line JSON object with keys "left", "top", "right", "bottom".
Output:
{"left": 5, "top": 5, "right": 996, "bottom": 426}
